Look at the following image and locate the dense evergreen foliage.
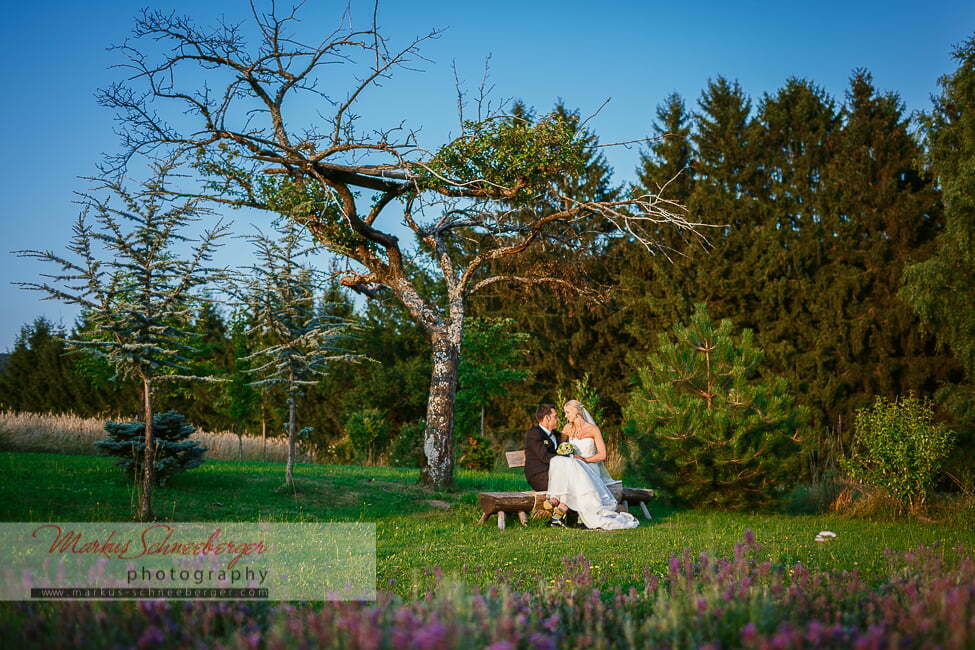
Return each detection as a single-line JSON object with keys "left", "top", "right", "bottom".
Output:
{"left": 94, "top": 411, "right": 207, "bottom": 485}
{"left": 624, "top": 304, "right": 807, "bottom": 509}
{"left": 901, "top": 37, "right": 975, "bottom": 445}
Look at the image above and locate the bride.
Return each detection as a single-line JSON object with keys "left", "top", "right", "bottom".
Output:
{"left": 546, "top": 400, "right": 639, "bottom": 530}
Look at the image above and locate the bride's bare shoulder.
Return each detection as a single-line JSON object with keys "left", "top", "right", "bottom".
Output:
{"left": 580, "top": 422, "right": 600, "bottom": 437}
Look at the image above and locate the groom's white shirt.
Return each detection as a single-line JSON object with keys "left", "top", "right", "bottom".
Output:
{"left": 539, "top": 424, "right": 557, "bottom": 448}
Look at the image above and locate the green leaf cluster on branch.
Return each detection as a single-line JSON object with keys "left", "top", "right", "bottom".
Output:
{"left": 624, "top": 304, "right": 809, "bottom": 509}
{"left": 423, "top": 114, "right": 587, "bottom": 200}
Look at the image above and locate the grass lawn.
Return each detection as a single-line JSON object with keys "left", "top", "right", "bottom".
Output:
{"left": 2, "top": 450, "right": 973, "bottom": 597}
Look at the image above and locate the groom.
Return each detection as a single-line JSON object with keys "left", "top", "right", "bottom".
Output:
{"left": 524, "top": 404, "right": 560, "bottom": 491}
{"left": 524, "top": 404, "right": 572, "bottom": 527}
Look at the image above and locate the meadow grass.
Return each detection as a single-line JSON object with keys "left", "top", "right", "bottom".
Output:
{"left": 1, "top": 451, "right": 972, "bottom": 596}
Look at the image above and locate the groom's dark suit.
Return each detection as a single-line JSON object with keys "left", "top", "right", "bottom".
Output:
{"left": 524, "top": 424, "right": 561, "bottom": 491}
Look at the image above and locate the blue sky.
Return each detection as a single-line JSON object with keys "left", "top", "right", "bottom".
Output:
{"left": 1, "top": 1, "right": 972, "bottom": 350}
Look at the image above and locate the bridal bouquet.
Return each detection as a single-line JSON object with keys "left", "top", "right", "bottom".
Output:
{"left": 556, "top": 442, "right": 577, "bottom": 456}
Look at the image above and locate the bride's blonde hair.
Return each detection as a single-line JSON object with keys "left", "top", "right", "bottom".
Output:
{"left": 563, "top": 400, "right": 596, "bottom": 425}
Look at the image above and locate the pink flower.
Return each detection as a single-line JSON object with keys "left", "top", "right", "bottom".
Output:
{"left": 741, "top": 622, "right": 759, "bottom": 645}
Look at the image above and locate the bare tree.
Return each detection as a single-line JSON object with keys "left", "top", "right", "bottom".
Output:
{"left": 98, "top": 2, "right": 704, "bottom": 488}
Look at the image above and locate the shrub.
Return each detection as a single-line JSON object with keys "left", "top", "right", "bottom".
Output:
{"left": 780, "top": 470, "right": 843, "bottom": 515}
{"left": 841, "top": 393, "right": 955, "bottom": 514}
{"left": 389, "top": 420, "right": 424, "bottom": 467}
{"left": 344, "top": 409, "right": 389, "bottom": 464}
{"left": 325, "top": 435, "right": 357, "bottom": 464}
{"left": 94, "top": 411, "right": 206, "bottom": 485}
{"left": 457, "top": 432, "right": 495, "bottom": 471}
{"left": 623, "top": 304, "right": 808, "bottom": 509}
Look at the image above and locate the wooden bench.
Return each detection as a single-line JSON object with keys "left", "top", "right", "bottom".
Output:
{"left": 476, "top": 449, "right": 655, "bottom": 530}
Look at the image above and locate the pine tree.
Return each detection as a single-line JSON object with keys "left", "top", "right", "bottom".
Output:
{"left": 238, "top": 220, "right": 360, "bottom": 487}
{"left": 624, "top": 304, "right": 808, "bottom": 509}
{"left": 15, "top": 159, "right": 229, "bottom": 520}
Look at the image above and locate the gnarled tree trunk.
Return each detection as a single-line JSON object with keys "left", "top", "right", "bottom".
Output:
{"left": 421, "top": 330, "right": 460, "bottom": 488}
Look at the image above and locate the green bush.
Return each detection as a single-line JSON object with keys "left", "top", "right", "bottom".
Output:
{"left": 325, "top": 435, "right": 357, "bottom": 465}
{"left": 94, "top": 411, "right": 206, "bottom": 486}
{"left": 623, "top": 304, "right": 808, "bottom": 509}
{"left": 344, "top": 409, "right": 389, "bottom": 464}
{"left": 841, "top": 393, "right": 955, "bottom": 514}
{"left": 389, "top": 420, "right": 425, "bottom": 468}
{"left": 457, "top": 432, "right": 495, "bottom": 471}
{"left": 779, "top": 471, "right": 842, "bottom": 515}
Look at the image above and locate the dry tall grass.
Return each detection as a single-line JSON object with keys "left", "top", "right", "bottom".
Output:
{"left": 604, "top": 441, "right": 627, "bottom": 479}
{"left": 0, "top": 411, "right": 317, "bottom": 464}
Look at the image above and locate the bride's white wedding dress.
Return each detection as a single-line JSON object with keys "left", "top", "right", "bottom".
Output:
{"left": 547, "top": 436, "right": 639, "bottom": 530}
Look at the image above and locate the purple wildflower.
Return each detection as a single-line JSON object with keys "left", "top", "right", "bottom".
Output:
{"left": 741, "top": 622, "right": 759, "bottom": 645}
{"left": 412, "top": 621, "right": 447, "bottom": 649}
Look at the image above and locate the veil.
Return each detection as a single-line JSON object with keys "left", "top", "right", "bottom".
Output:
{"left": 578, "top": 404, "right": 597, "bottom": 426}
{"left": 564, "top": 399, "right": 596, "bottom": 425}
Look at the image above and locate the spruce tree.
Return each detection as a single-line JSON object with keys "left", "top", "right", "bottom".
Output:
{"left": 95, "top": 411, "right": 207, "bottom": 485}
{"left": 685, "top": 77, "right": 764, "bottom": 330}
{"left": 811, "top": 71, "right": 950, "bottom": 434}
{"left": 902, "top": 35, "right": 975, "bottom": 437}
{"left": 624, "top": 304, "right": 808, "bottom": 509}
{"left": 15, "top": 160, "right": 229, "bottom": 520}
{"left": 635, "top": 92, "right": 696, "bottom": 205}
{"left": 238, "top": 220, "right": 360, "bottom": 487}
{"left": 0, "top": 318, "right": 103, "bottom": 414}
{"left": 749, "top": 78, "right": 839, "bottom": 429}
{"left": 611, "top": 92, "right": 700, "bottom": 374}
